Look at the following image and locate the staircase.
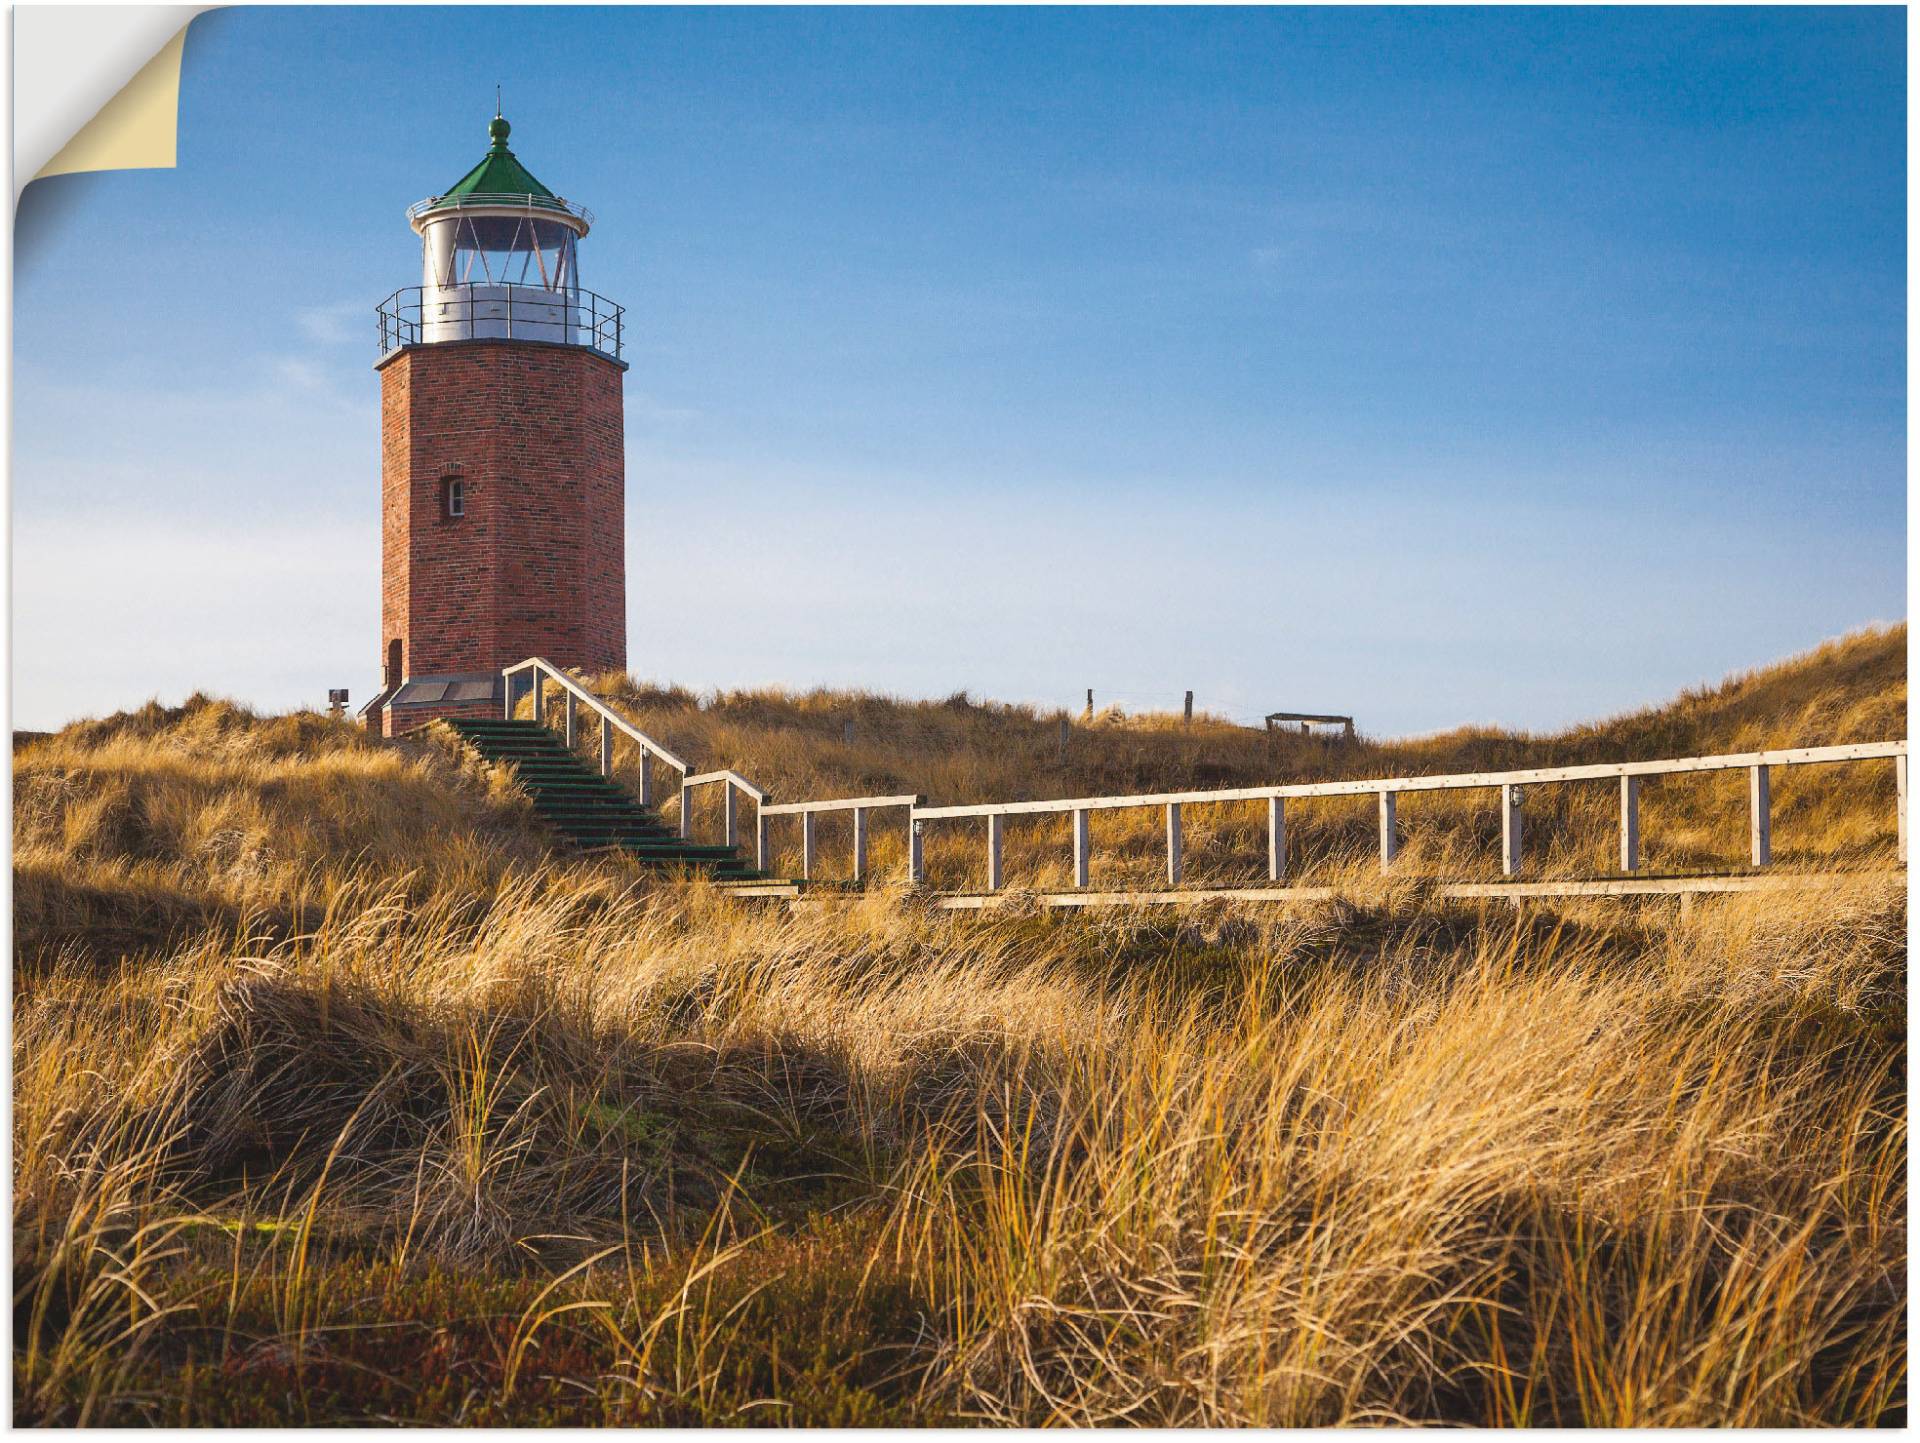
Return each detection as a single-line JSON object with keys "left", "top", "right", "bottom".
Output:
{"left": 442, "top": 718, "right": 775, "bottom": 882}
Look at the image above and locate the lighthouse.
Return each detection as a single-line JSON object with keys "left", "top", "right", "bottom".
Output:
{"left": 367, "top": 112, "right": 628, "bottom": 735}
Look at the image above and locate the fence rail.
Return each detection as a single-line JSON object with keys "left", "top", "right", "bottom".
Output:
{"left": 759, "top": 794, "right": 923, "bottom": 882}
{"left": 908, "top": 740, "right": 1907, "bottom": 889}
{"left": 505, "top": 659, "right": 782, "bottom": 862}
{"left": 495, "top": 657, "right": 1905, "bottom": 896}
{"left": 912, "top": 872, "right": 1896, "bottom": 913}
{"left": 680, "top": 769, "right": 771, "bottom": 854}
{"left": 504, "top": 657, "right": 687, "bottom": 770}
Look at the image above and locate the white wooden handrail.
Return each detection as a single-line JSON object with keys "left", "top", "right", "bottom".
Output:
{"left": 757, "top": 794, "right": 923, "bottom": 884}
{"left": 907, "top": 739, "right": 1907, "bottom": 890}
{"left": 495, "top": 658, "right": 1904, "bottom": 897}
{"left": 683, "top": 769, "right": 767, "bottom": 804}
{"left": 503, "top": 658, "right": 691, "bottom": 773}
{"left": 504, "top": 657, "right": 776, "bottom": 863}
{"left": 678, "top": 771, "right": 773, "bottom": 856}
{"left": 760, "top": 793, "right": 921, "bottom": 816}
{"left": 912, "top": 742, "right": 1906, "bottom": 818}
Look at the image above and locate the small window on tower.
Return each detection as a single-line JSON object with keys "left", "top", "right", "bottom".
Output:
{"left": 445, "top": 478, "right": 465, "bottom": 519}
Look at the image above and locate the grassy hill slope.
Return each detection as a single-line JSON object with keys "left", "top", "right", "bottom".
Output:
{"left": 591, "top": 623, "right": 1906, "bottom": 804}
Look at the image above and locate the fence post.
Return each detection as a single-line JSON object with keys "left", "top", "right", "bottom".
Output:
{"left": 1166, "top": 803, "right": 1183, "bottom": 885}
{"left": 1502, "top": 785, "right": 1523, "bottom": 877}
{"left": 1619, "top": 775, "right": 1640, "bottom": 872}
{"left": 724, "top": 782, "right": 739, "bottom": 849}
{"left": 502, "top": 671, "right": 514, "bottom": 720}
{"left": 802, "top": 811, "right": 817, "bottom": 880}
{"left": 756, "top": 809, "right": 771, "bottom": 875}
{"left": 678, "top": 781, "right": 691, "bottom": 840}
{"left": 600, "top": 713, "right": 613, "bottom": 777}
{"left": 1378, "top": 791, "right": 1397, "bottom": 870}
{"left": 564, "top": 690, "right": 577, "bottom": 749}
{"left": 637, "top": 749, "right": 653, "bottom": 808}
{"left": 1072, "top": 808, "right": 1090, "bottom": 887}
{"left": 1748, "top": 765, "right": 1771, "bottom": 867}
{"left": 1267, "top": 797, "right": 1286, "bottom": 881}
{"left": 532, "top": 674, "right": 545, "bottom": 725}
{"left": 1183, "top": 690, "right": 1193, "bottom": 725}
{"left": 853, "top": 806, "right": 869, "bottom": 883}
{"left": 1898, "top": 754, "right": 1908, "bottom": 865}
{"left": 987, "top": 814, "right": 1005, "bottom": 891}
{"left": 910, "top": 817, "right": 926, "bottom": 887}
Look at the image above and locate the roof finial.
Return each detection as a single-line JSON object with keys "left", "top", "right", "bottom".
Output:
{"left": 495, "top": 84, "right": 502, "bottom": 118}
{"left": 488, "top": 92, "right": 511, "bottom": 151}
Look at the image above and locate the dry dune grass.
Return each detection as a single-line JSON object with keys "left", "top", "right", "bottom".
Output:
{"left": 11, "top": 626, "right": 1907, "bottom": 1424}
{"left": 13, "top": 694, "right": 551, "bottom": 967}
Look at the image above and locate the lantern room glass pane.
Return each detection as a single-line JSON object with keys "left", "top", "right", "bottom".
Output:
{"left": 438, "top": 216, "right": 579, "bottom": 292}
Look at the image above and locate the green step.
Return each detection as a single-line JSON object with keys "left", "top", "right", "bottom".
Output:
{"left": 539, "top": 818, "right": 668, "bottom": 829}
{"left": 607, "top": 843, "right": 741, "bottom": 859}
{"left": 525, "top": 794, "right": 633, "bottom": 804}
{"left": 529, "top": 801, "right": 652, "bottom": 813}
{"left": 442, "top": 717, "right": 765, "bottom": 880}
{"left": 557, "top": 833, "right": 685, "bottom": 847}
{"left": 532, "top": 802, "right": 664, "bottom": 817}
{"left": 554, "top": 822, "right": 674, "bottom": 834}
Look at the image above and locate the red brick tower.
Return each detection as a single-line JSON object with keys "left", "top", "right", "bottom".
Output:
{"left": 367, "top": 112, "right": 627, "bottom": 735}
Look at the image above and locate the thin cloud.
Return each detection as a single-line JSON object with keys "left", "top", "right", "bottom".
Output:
{"left": 626, "top": 391, "right": 704, "bottom": 427}
{"left": 295, "top": 301, "right": 367, "bottom": 346}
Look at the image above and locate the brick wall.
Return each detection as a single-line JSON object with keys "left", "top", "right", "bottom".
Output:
{"left": 383, "top": 696, "right": 501, "bottom": 738}
{"left": 379, "top": 340, "right": 627, "bottom": 691}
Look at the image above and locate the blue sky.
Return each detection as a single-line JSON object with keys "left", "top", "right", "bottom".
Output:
{"left": 13, "top": 5, "right": 1905, "bottom": 735}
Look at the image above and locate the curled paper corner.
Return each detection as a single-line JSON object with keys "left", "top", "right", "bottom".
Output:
{"left": 15, "top": 6, "right": 212, "bottom": 199}
{"left": 35, "top": 26, "right": 190, "bottom": 183}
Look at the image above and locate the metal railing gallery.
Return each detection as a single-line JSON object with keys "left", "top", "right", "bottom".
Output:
{"left": 405, "top": 192, "right": 595, "bottom": 229}
{"left": 378, "top": 282, "right": 624, "bottom": 360}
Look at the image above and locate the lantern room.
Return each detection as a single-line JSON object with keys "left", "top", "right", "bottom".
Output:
{"left": 378, "top": 113, "right": 623, "bottom": 357}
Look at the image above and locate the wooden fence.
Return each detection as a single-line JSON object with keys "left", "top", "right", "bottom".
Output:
{"left": 503, "top": 661, "right": 1904, "bottom": 895}
{"left": 906, "top": 741, "right": 1907, "bottom": 890}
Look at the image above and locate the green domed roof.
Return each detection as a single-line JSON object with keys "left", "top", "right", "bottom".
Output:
{"left": 426, "top": 112, "right": 567, "bottom": 212}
